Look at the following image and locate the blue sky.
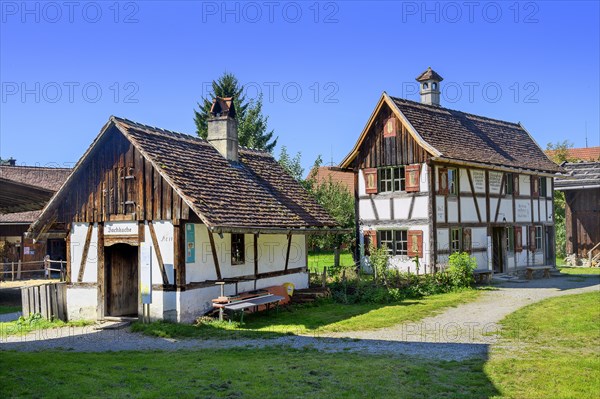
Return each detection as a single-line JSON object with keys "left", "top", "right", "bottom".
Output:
{"left": 1, "top": 1, "right": 599, "bottom": 172}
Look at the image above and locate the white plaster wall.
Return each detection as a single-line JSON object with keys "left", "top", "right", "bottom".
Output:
{"left": 435, "top": 196, "right": 445, "bottom": 222}
{"left": 373, "top": 198, "right": 391, "bottom": 220}
{"left": 546, "top": 199, "right": 553, "bottom": 221}
{"left": 393, "top": 197, "right": 410, "bottom": 219}
{"left": 472, "top": 251, "right": 490, "bottom": 271}
{"left": 70, "top": 222, "right": 98, "bottom": 283}
{"left": 358, "top": 169, "right": 366, "bottom": 196}
{"left": 519, "top": 175, "right": 531, "bottom": 196}
{"left": 471, "top": 228, "right": 488, "bottom": 249}
{"left": 460, "top": 198, "right": 479, "bottom": 223}
{"left": 488, "top": 172, "right": 503, "bottom": 195}
{"left": 459, "top": 169, "right": 470, "bottom": 193}
{"left": 412, "top": 196, "right": 429, "bottom": 219}
{"left": 477, "top": 198, "right": 487, "bottom": 221}
{"left": 186, "top": 224, "right": 306, "bottom": 283}
{"left": 447, "top": 198, "right": 458, "bottom": 223}
{"left": 66, "top": 288, "right": 96, "bottom": 321}
{"left": 359, "top": 199, "right": 376, "bottom": 220}
{"left": 437, "top": 228, "right": 449, "bottom": 251}
{"left": 515, "top": 200, "right": 532, "bottom": 222}
{"left": 389, "top": 225, "right": 430, "bottom": 273}
{"left": 540, "top": 201, "right": 547, "bottom": 222}
{"left": 147, "top": 290, "right": 178, "bottom": 321}
{"left": 497, "top": 198, "right": 514, "bottom": 223}
{"left": 533, "top": 201, "right": 540, "bottom": 223}
{"left": 177, "top": 272, "right": 308, "bottom": 323}
{"left": 419, "top": 163, "right": 429, "bottom": 193}
{"left": 138, "top": 221, "right": 175, "bottom": 285}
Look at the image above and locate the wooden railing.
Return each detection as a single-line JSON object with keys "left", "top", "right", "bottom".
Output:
{"left": 21, "top": 282, "right": 67, "bottom": 321}
{"left": 590, "top": 242, "right": 600, "bottom": 265}
{"left": 0, "top": 259, "right": 66, "bottom": 281}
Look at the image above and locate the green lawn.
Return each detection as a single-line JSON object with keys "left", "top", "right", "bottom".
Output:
{"left": 558, "top": 266, "right": 600, "bottom": 275}
{"left": 0, "top": 317, "right": 92, "bottom": 339}
{"left": 0, "top": 305, "right": 20, "bottom": 315}
{"left": 132, "top": 289, "right": 480, "bottom": 339}
{"left": 308, "top": 250, "right": 355, "bottom": 272}
{"left": 0, "top": 349, "right": 500, "bottom": 398}
{"left": 485, "top": 291, "right": 600, "bottom": 398}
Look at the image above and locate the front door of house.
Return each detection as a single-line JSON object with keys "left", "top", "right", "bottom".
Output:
{"left": 492, "top": 227, "right": 505, "bottom": 273}
{"left": 105, "top": 244, "right": 138, "bottom": 317}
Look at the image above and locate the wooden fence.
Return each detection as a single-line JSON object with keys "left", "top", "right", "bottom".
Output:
{"left": 0, "top": 259, "right": 66, "bottom": 281}
{"left": 21, "top": 282, "right": 67, "bottom": 321}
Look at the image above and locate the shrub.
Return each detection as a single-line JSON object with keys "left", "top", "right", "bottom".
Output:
{"left": 447, "top": 252, "right": 477, "bottom": 288}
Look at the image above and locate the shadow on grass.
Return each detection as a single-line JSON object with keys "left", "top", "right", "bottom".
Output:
{"left": 0, "top": 346, "right": 501, "bottom": 398}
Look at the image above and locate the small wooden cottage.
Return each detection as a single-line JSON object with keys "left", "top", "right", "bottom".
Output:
{"left": 0, "top": 164, "right": 71, "bottom": 266}
{"left": 340, "top": 68, "right": 562, "bottom": 274}
{"left": 554, "top": 161, "right": 600, "bottom": 261}
{"left": 30, "top": 98, "right": 337, "bottom": 322}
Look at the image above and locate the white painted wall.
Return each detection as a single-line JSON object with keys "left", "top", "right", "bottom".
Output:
{"left": 519, "top": 174, "right": 531, "bottom": 196}
{"left": 185, "top": 224, "right": 306, "bottom": 283}
{"left": 66, "top": 288, "right": 96, "bottom": 320}
{"left": 70, "top": 222, "right": 98, "bottom": 283}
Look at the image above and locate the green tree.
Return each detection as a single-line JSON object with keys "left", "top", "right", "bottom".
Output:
{"left": 546, "top": 140, "right": 575, "bottom": 163}
{"left": 194, "top": 72, "right": 278, "bottom": 152}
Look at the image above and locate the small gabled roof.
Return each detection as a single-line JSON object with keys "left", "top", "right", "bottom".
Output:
{"left": 554, "top": 161, "right": 600, "bottom": 190}
{"left": 32, "top": 116, "right": 337, "bottom": 234}
{"left": 416, "top": 67, "right": 444, "bottom": 82}
{"left": 340, "top": 93, "right": 562, "bottom": 174}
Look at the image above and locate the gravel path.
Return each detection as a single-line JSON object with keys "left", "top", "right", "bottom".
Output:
{"left": 2, "top": 274, "right": 598, "bottom": 361}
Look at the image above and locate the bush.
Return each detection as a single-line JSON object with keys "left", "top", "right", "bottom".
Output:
{"left": 447, "top": 252, "right": 477, "bottom": 288}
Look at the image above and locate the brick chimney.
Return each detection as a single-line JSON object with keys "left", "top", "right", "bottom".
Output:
{"left": 416, "top": 67, "right": 443, "bottom": 106}
{"left": 207, "top": 97, "right": 238, "bottom": 161}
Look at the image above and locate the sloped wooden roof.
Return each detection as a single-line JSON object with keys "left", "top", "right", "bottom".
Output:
{"left": 554, "top": 162, "right": 600, "bottom": 190}
{"left": 0, "top": 165, "right": 71, "bottom": 191}
{"left": 340, "top": 93, "right": 561, "bottom": 174}
{"left": 0, "top": 210, "right": 42, "bottom": 224}
{"left": 33, "top": 117, "right": 337, "bottom": 232}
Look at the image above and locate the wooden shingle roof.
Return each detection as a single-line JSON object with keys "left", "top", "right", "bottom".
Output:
{"left": 111, "top": 117, "right": 337, "bottom": 230}
{"left": 390, "top": 97, "right": 561, "bottom": 173}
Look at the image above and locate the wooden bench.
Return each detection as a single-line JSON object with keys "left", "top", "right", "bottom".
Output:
{"left": 526, "top": 266, "right": 551, "bottom": 280}
{"left": 473, "top": 270, "right": 493, "bottom": 284}
{"left": 220, "top": 294, "right": 284, "bottom": 323}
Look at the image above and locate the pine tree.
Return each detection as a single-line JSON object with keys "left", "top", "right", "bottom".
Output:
{"left": 194, "top": 72, "right": 278, "bottom": 152}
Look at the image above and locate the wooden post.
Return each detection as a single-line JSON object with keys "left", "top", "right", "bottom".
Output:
{"left": 44, "top": 256, "right": 50, "bottom": 279}
{"left": 11, "top": 262, "right": 14, "bottom": 281}
{"left": 216, "top": 281, "right": 225, "bottom": 321}
{"left": 97, "top": 222, "right": 105, "bottom": 320}
{"left": 17, "top": 260, "right": 21, "bottom": 280}
{"left": 321, "top": 268, "right": 327, "bottom": 288}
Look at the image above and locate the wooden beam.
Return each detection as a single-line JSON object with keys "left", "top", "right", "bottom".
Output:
{"left": 284, "top": 233, "right": 293, "bottom": 271}
{"left": 148, "top": 221, "right": 170, "bottom": 284}
{"left": 253, "top": 234, "right": 259, "bottom": 276}
{"left": 467, "top": 169, "right": 482, "bottom": 223}
{"left": 494, "top": 173, "right": 506, "bottom": 222}
{"left": 65, "top": 225, "right": 71, "bottom": 283}
{"left": 208, "top": 231, "right": 222, "bottom": 280}
{"left": 96, "top": 222, "right": 105, "bottom": 320}
{"left": 77, "top": 223, "right": 94, "bottom": 283}
{"left": 174, "top": 221, "right": 186, "bottom": 288}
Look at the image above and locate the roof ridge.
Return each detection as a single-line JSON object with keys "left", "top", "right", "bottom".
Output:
{"left": 389, "top": 96, "right": 521, "bottom": 127}
{"left": 111, "top": 115, "right": 272, "bottom": 156}
{"left": 0, "top": 165, "right": 72, "bottom": 171}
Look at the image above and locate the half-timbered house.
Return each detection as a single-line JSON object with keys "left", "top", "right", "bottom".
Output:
{"left": 30, "top": 98, "right": 337, "bottom": 322}
{"left": 340, "top": 68, "right": 562, "bottom": 275}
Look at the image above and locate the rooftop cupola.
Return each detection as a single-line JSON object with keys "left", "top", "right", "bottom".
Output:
{"left": 416, "top": 67, "right": 443, "bottom": 106}
{"left": 207, "top": 97, "right": 238, "bottom": 161}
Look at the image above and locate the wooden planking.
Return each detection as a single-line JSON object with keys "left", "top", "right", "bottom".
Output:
{"left": 284, "top": 233, "right": 293, "bottom": 271}
{"left": 21, "top": 288, "right": 30, "bottom": 318}
{"left": 20, "top": 283, "right": 67, "bottom": 321}
{"left": 208, "top": 231, "right": 222, "bottom": 280}
{"left": 77, "top": 223, "right": 94, "bottom": 283}
{"left": 253, "top": 234, "right": 259, "bottom": 276}
{"left": 174, "top": 222, "right": 186, "bottom": 287}
{"left": 148, "top": 221, "right": 170, "bottom": 284}
{"left": 97, "top": 222, "right": 105, "bottom": 319}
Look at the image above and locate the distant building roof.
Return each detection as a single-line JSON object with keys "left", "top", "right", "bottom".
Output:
{"left": 554, "top": 161, "right": 600, "bottom": 190}
{"left": 545, "top": 147, "right": 600, "bottom": 162}
{"left": 0, "top": 210, "right": 42, "bottom": 224}
{"left": 310, "top": 166, "right": 355, "bottom": 193}
{"left": 0, "top": 165, "right": 71, "bottom": 192}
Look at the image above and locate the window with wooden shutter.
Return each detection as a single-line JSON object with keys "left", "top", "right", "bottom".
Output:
{"left": 514, "top": 226, "right": 523, "bottom": 252}
{"left": 407, "top": 230, "right": 423, "bottom": 257}
{"left": 405, "top": 164, "right": 421, "bottom": 192}
{"left": 529, "top": 225, "right": 536, "bottom": 251}
{"left": 463, "top": 228, "right": 472, "bottom": 253}
{"left": 383, "top": 117, "right": 398, "bottom": 138}
{"left": 531, "top": 176, "right": 539, "bottom": 198}
{"left": 363, "top": 168, "right": 378, "bottom": 194}
{"left": 438, "top": 168, "right": 449, "bottom": 195}
{"left": 513, "top": 174, "right": 520, "bottom": 196}
{"left": 364, "top": 230, "right": 377, "bottom": 254}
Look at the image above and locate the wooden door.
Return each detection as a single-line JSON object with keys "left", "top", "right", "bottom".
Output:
{"left": 492, "top": 227, "right": 505, "bottom": 274}
{"left": 106, "top": 244, "right": 138, "bottom": 317}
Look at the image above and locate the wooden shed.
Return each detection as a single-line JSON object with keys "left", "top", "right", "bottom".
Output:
{"left": 30, "top": 101, "right": 337, "bottom": 322}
